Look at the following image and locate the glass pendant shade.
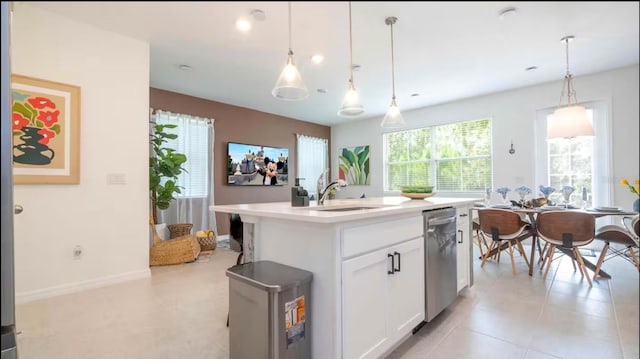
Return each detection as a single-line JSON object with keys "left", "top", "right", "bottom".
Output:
{"left": 547, "top": 35, "right": 594, "bottom": 139}
{"left": 381, "top": 16, "right": 405, "bottom": 128}
{"left": 272, "top": 2, "right": 308, "bottom": 101}
{"left": 338, "top": 81, "right": 364, "bottom": 117}
{"left": 338, "top": 2, "right": 364, "bottom": 118}
{"left": 381, "top": 98, "right": 405, "bottom": 128}
{"left": 272, "top": 50, "right": 308, "bottom": 100}
{"left": 548, "top": 105, "right": 594, "bottom": 138}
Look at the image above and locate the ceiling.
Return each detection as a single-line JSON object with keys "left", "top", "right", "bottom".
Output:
{"left": 28, "top": 1, "right": 640, "bottom": 126}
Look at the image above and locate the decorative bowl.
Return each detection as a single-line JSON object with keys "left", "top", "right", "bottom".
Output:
{"left": 400, "top": 185, "right": 434, "bottom": 194}
{"left": 401, "top": 192, "right": 436, "bottom": 199}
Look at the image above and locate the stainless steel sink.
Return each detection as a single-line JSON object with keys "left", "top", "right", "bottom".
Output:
{"left": 313, "top": 206, "right": 380, "bottom": 212}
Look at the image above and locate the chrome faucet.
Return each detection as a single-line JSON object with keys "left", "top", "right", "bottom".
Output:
{"left": 317, "top": 169, "right": 348, "bottom": 205}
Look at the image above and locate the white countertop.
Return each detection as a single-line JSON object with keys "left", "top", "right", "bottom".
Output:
{"left": 210, "top": 196, "right": 480, "bottom": 224}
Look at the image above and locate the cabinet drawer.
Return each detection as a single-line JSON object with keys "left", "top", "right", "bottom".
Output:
{"left": 342, "top": 215, "right": 423, "bottom": 258}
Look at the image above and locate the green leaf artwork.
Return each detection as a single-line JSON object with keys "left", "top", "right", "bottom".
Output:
{"left": 338, "top": 145, "right": 370, "bottom": 185}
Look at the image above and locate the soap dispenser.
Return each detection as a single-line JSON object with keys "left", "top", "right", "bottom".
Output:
{"left": 291, "top": 178, "right": 310, "bottom": 207}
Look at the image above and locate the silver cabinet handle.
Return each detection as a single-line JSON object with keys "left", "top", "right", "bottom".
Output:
{"left": 14, "top": 205, "right": 23, "bottom": 214}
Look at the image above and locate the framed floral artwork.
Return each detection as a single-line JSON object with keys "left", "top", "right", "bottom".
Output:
{"left": 338, "top": 145, "right": 370, "bottom": 185}
{"left": 11, "top": 74, "right": 81, "bottom": 184}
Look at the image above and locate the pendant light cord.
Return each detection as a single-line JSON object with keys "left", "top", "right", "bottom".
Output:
{"left": 565, "top": 37, "right": 570, "bottom": 78}
{"left": 390, "top": 20, "right": 396, "bottom": 99}
{"left": 288, "top": 2, "right": 292, "bottom": 54}
{"left": 348, "top": 2, "right": 354, "bottom": 83}
{"left": 559, "top": 36, "right": 581, "bottom": 107}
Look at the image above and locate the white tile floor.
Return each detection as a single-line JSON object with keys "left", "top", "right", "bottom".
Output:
{"left": 15, "top": 242, "right": 639, "bottom": 359}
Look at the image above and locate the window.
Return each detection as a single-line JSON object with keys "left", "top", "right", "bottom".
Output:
{"left": 384, "top": 118, "right": 492, "bottom": 192}
{"left": 534, "top": 101, "right": 611, "bottom": 206}
{"left": 296, "top": 134, "right": 328, "bottom": 199}
{"left": 154, "top": 111, "right": 211, "bottom": 198}
{"left": 547, "top": 115, "right": 594, "bottom": 195}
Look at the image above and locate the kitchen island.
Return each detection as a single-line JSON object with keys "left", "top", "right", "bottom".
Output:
{"left": 211, "top": 196, "right": 478, "bottom": 359}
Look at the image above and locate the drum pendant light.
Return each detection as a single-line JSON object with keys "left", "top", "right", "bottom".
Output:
{"left": 547, "top": 36, "right": 594, "bottom": 139}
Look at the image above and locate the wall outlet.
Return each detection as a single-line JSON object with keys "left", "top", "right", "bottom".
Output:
{"left": 73, "top": 245, "right": 83, "bottom": 259}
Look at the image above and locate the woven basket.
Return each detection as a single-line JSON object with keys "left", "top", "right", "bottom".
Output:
{"left": 197, "top": 231, "right": 217, "bottom": 251}
{"left": 168, "top": 223, "right": 193, "bottom": 239}
{"left": 150, "top": 217, "right": 200, "bottom": 266}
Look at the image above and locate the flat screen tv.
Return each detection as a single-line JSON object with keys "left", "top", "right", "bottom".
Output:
{"left": 227, "top": 142, "right": 288, "bottom": 186}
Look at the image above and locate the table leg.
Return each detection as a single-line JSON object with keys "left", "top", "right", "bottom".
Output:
{"left": 526, "top": 213, "right": 537, "bottom": 276}
{"left": 528, "top": 235, "right": 536, "bottom": 276}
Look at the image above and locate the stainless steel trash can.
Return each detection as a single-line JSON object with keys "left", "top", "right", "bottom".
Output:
{"left": 226, "top": 260, "right": 313, "bottom": 359}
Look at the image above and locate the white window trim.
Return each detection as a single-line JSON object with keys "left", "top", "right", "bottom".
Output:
{"left": 534, "top": 100, "right": 612, "bottom": 207}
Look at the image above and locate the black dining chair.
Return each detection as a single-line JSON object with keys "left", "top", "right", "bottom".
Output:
{"left": 592, "top": 215, "right": 639, "bottom": 279}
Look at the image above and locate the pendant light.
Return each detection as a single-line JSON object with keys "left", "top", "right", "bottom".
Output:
{"left": 337, "top": 2, "right": 364, "bottom": 117}
{"left": 381, "top": 16, "right": 405, "bottom": 128}
{"left": 272, "top": 2, "right": 308, "bottom": 101}
{"left": 547, "top": 35, "right": 594, "bottom": 139}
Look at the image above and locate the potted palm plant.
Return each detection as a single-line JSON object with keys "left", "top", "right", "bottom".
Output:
{"left": 149, "top": 120, "right": 187, "bottom": 226}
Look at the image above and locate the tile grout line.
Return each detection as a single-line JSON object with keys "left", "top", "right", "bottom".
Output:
{"left": 522, "top": 252, "right": 565, "bottom": 358}
{"left": 608, "top": 273, "right": 628, "bottom": 359}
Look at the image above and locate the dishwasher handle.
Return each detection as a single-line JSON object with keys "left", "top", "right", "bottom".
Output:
{"left": 427, "top": 216, "right": 456, "bottom": 227}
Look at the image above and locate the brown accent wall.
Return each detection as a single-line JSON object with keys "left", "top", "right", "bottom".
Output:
{"left": 150, "top": 88, "right": 331, "bottom": 235}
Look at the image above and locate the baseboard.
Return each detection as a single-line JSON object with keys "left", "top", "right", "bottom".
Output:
{"left": 16, "top": 268, "right": 151, "bottom": 304}
{"left": 217, "top": 234, "right": 230, "bottom": 241}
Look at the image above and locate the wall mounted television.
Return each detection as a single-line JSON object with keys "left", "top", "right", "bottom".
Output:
{"left": 227, "top": 142, "right": 289, "bottom": 186}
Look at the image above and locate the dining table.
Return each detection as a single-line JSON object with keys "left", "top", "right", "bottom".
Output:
{"left": 469, "top": 205, "right": 638, "bottom": 279}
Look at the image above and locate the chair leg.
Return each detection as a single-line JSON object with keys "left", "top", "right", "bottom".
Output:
{"left": 571, "top": 254, "right": 578, "bottom": 272}
{"left": 477, "top": 233, "right": 488, "bottom": 258}
{"left": 515, "top": 240, "right": 530, "bottom": 269}
{"left": 573, "top": 248, "right": 593, "bottom": 287}
{"left": 628, "top": 246, "right": 640, "bottom": 271}
{"left": 593, "top": 243, "right": 609, "bottom": 280}
{"left": 573, "top": 250, "right": 585, "bottom": 277}
{"left": 507, "top": 240, "right": 516, "bottom": 275}
{"left": 481, "top": 240, "right": 496, "bottom": 268}
{"left": 539, "top": 242, "right": 549, "bottom": 267}
{"left": 537, "top": 237, "right": 544, "bottom": 259}
{"left": 543, "top": 244, "right": 556, "bottom": 280}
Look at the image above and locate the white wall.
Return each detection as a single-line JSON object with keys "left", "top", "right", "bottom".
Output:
{"left": 332, "top": 65, "right": 639, "bottom": 209}
{"left": 11, "top": 4, "right": 150, "bottom": 302}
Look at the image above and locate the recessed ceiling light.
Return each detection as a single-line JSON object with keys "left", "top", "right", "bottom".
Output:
{"left": 311, "top": 54, "right": 324, "bottom": 64}
{"left": 411, "top": 93, "right": 420, "bottom": 97}
{"left": 525, "top": 66, "right": 538, "bottom": 71}
{"left": 317, "top": 88, "right": 328, "bottom": 93}
{"left": 178, "top": 64, "right": 193, "bottom": 71}
{"left": 498, "top": 7, "right": 517, "bottom": 20}
{"left": 236, "top": 17, "right": 252, "bottom": 32}
{"left": 250, "top": 9, "right": 266, "bottom": 21}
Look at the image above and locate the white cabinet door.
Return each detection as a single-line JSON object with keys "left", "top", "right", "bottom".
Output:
{"left": 456, "top": 206, "right": 471, "bottom": 293}
{"left": 342, "top": 248, "right": 391, "bottom": 359}
{"left": 387, "top": 237, "right": 425, "bottom": 339}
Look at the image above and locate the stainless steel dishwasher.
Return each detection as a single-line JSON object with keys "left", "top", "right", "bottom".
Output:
{"left": 423, "top": 207, "right": 457, "bottom": 322}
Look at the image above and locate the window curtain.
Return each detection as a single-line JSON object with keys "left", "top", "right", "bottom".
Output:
{"left": 151, "top": 109, "right": 216, "bottom": 234}
{"left": 296, "top": 134, "right": 328, "bottom": 199}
